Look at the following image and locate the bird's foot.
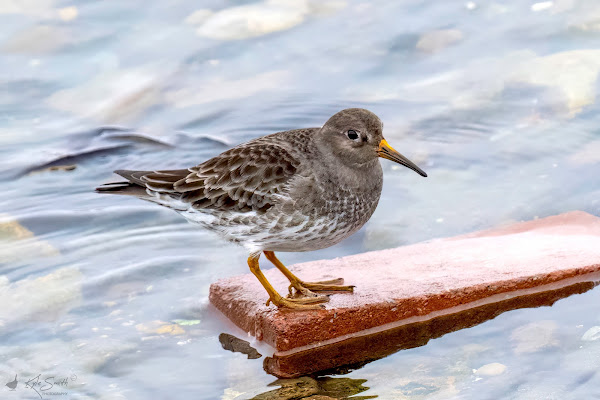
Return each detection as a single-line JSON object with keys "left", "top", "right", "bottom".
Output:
{"left": 288, "top": 278, "right": 354, "bottom": 296}
{"left": 286, "top": 287, "right": 330, "bottom": 304}
{"left": 266, "top": 294, "right": 326, "bottom": 310}
{"left": 307, "top": 277, "right": 346, "bottom": 286}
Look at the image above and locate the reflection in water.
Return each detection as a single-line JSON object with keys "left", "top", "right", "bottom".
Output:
{"left": 219, "top": 333, "right": 262, "bottom": 359}
{"left": 264, "top": 277, "right": 599, "bottom": 379}
{"left": 251, "top": 376, "right": 376, "bottom": 400}
{"left": 18, "top": 126, "right": 230, "bottom": 177}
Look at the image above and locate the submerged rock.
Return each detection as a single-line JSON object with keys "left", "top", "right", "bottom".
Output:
{"left": 0, "top": 0, "right": 55, "bottom": 18}
{"left": 509, "top": 50, "right": 600, "bottom": 117}
{"left": 569, "top": 140, "right": 600, "bottom": 165}
{"left": 474, "top": 362, "right": 507, "bottom": 376}
{"left": 390, "top": 375, "right": 460, "bottom": 399}
{"left": 46, "top": 66, "right": 165, "bottom": 124}
{"left": 581, "top": 326, "right": 600, "bottom": 341}
{"left": 196, "top": 1, "right": 308, "bottom": 40}
{"left": 0, "top": 267, "right": 82, "bottom": 328}
{"left": 354, "top": 48, "right": 600, "bottom": 117}
{"left": 416, "top": 29, "right": 464, "bottom": 53}
{"left": 58, "top": 6, "right": 78, "bottom": 21}
{"left": 530, "top": 1, "right": 553, "bottom": 12}
{"left": 195, "top": 0, "right": 347, "bottom": 40}
{"left": 567, "top": 4, "right": 600, "bottom": 32}
{"left": 510, "top": 320, "right": 559, "bottom": 354}
{"left": 165, "top": 70, "right": 290, "bottom": 108}
{"left": 2, "top": 25, "right": 71, "bottom": 53}
{"left": 0, "top": 215, "right": 59, "bottom": 264}
{"left": 135, "top": 320, "right": 185, "bottom": 336}
{"left": 183, "top": 9, "right": 213, "bottom": 25}
{"left": 396, "top": 380, "right": 439, "bottom": 396}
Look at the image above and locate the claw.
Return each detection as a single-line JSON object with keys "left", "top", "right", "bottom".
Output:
{"left": 270, "top": 296, "right": 326, "bottom": 310}
{"left": 285, "top": 294, "right": 329, "bottom": 304}
{"left": 294, "top": 279, "right": 354, "bottom": 293}
{"left": 290, "top": 281, "right": 323, "bottom": 298}
{"left": 261, "top": 251, "right": 354, "bottom": 309}
{"left": 309, "top": 277, "right": 345, "bottom": 286}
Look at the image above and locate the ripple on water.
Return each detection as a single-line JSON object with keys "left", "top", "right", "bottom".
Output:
{"left": 2, "top": 0, "right": 600, "bottom": 399}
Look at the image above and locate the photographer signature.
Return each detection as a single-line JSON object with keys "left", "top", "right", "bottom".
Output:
{"left": 23, "top": 374, "right": 75, "bottom": 399}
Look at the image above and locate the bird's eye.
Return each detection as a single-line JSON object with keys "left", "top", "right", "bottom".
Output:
{"left": 346, "top": 130, "right": 359, "bottom": 140}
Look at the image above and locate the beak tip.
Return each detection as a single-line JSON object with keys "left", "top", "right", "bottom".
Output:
{"left": 378, "top": 139, "right": 428, "bottom": 178}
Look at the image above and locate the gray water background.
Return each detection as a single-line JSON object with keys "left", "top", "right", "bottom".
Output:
{"left": 1, "top": 0, "right": 600, "bottom": 399}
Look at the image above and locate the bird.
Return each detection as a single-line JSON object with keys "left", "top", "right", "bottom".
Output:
{"left": 5, "top": 374, "right": 17, "bottom": 390}
{"left": 96, "top": 108, "right": 427, "bottom": 309}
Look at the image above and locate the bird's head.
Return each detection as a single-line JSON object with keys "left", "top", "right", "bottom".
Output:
{"left": 318, "top": 108, "right": 427, "bottom": 177}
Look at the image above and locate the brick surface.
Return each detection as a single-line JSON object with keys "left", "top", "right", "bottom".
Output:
{"left": 209, "top": 211, "right": 600, "bottom": 352}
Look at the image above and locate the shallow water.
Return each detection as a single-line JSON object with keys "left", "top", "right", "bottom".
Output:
{"left": 1, "top": 0, "right": 600, "bottom": 399}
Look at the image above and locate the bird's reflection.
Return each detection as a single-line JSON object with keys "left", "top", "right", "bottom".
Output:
{"left": 250, "top": 376, "right": 376, "bottom": 400}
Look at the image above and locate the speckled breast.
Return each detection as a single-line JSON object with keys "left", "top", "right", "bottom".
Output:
{"left": 241, "top": 182, "right": 383, "bottom": 253}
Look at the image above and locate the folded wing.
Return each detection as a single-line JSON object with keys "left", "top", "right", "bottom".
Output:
{"left": 96, "top": 143, "right": 301, "bottom": 214}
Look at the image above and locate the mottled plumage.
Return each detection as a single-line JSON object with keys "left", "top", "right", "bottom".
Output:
{"left": 97, "top": 108, "right": 427, "bottom": 309}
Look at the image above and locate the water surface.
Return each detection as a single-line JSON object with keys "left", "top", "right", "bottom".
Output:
{"left": 1, "top": 0, "right": 600, "bottom": 399}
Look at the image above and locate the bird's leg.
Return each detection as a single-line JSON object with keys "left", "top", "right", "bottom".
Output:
{"left": 247, "top": 254, "right": 326, "bottom": 309}
{"left": 263, "top": 251, "right": 354, "bottom": 296}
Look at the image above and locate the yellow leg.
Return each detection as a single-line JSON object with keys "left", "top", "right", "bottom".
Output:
{"left": 263, "top": 251, "right": 354, "bottom": 296}
{"left": 247, "top": 254, "right": 326, "bottom": 310}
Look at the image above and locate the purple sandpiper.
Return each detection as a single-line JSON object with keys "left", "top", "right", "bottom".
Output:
{"left": 97, "top": 108, "right": 427, "bottom": 309}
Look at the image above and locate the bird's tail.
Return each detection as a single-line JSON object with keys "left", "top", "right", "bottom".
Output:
{"left": 96, "top": 169, "right": 190, "bottom": 198}
{"left": 95, "top": 181, "right": 148, "bottom": 196}
{"left": 95, "top": 169, "right": 152, "bottom": 196}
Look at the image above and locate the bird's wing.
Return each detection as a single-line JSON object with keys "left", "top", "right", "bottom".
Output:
{"left": 125, "top": 142, "right": 301, "bottom": 214}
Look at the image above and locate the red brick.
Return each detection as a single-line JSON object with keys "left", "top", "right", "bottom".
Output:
{"left": 209, "top": 211, "right": 600, "bottom": 353}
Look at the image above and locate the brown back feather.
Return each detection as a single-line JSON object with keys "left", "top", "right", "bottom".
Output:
{"left": 174, "top": 143, "right": 299, "bottom": 213}
{"left": 97, "top": 140, "right": 301, "bottom": 214}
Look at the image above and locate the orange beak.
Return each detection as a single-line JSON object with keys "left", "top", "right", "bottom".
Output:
{"left": 378, "top": 139, "right": 427, "bottom": 177}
